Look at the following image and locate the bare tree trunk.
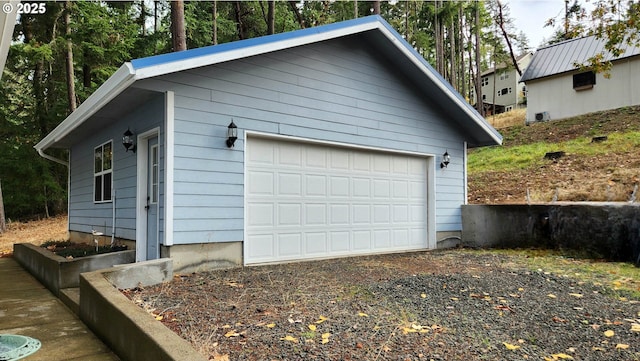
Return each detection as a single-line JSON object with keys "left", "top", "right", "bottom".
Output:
{"left": 354, "top": 0, "right": 358, "bottom": 18}
{"left": 171, "top": 0, "right": 187, "bottom": 51}
{"left": 212, "top": 0, "right": 218, "bottom": 44}
{"left": 154, "top": 1, "right": 159, "bottom": 32}
{"left": 474, "top": 2, "right": 484, "bottom": 116}
{"left": 496, "top": 0, "right": 522, "bottom": 76}
{"left": 0, "top": 180, "right": 6, "bottom": 233}
{"left": 267, "top": 1, "right": 275, "bottom": 35}
{"left": 64, "top": 1, "right": 76, "bottom": 112}
{"left": 234, "top": 1, "right": 246, "bottom": 39}
{"left": 288, "top": 1, "right": 305, "bottom": 28}
{"left": 372, "top": 0, "right": 380, "bottom": 15}
{"left": 449, "top": 19, "right": 457, "bottom": 89}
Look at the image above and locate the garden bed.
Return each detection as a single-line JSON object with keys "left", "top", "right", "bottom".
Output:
{"left": 41, "top": 240, "right": 128, "bottom": 259}
{"left": 13, "top": 243, "right": 135, "bottom": 296}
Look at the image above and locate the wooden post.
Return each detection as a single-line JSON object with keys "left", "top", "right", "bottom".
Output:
{"left": 0, "top": 179, "right": 6, "bottom": 233}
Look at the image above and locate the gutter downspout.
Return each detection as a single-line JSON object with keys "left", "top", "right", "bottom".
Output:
{"left": 37, "top": 149, "right": 69, "bottom": 167}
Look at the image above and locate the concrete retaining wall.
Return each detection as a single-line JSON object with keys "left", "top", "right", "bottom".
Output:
{"left": 13, "top": 243, "right": 136, "bottom": 296}
{"left": 79, "top": 259, "right": 207, "bottom": 361}
{"left": 462, "top": 203, "right": 640, "bottom": 265}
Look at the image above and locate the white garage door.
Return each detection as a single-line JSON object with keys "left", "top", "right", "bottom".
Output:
{"left": 245, "top": 136, "right": 430, "bottom": 264}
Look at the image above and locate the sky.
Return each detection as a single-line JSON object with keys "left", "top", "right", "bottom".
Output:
{"left": 506, "top": 0, "right": 596, "bottom": 50}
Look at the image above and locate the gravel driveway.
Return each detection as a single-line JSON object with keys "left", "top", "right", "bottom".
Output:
{"left": 125, "top": 250, "right": 640, "bottom": 360}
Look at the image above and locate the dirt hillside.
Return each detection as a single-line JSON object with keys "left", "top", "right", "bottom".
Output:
{"left": 469, "top": 106, "right": 640, "bottom": 204}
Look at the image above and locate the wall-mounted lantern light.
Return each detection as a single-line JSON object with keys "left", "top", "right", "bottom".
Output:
{"left": 440, "top": 150, "right": 450, "bottom": 168}
{"left": 122, "top": 128, "right": 136, "bottom": 153}
{"left": 226, "top": 120, "right": 238, "bottom": 148}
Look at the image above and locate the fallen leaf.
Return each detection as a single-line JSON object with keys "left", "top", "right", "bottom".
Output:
{"left": 420, "top": 293, "right": 427, "bottom": 298}
{"left": 592, "top": 347, "right": 605, "bottom": 351}
{"left": 315, "top": 315, "right": 328, "bottom": 324}
{"left": 551, "top": 353, "right": 574, "bottom": 359}
{"left": 630, "top": 324, "right": 640, "bottom": 332}
{"left": 221, "top": 324, "right": 231, "bottom": 329}
{"left": 450, "top": 297, "right": 459, "bottom": 301}
{"left": 547, "top": 294, "right": 557, "bottom": 299}
{"left": 358, "top": 312, "right": 369, "bottom": 317}
{"left": 266, "top": 323, "right": 276, "bottom": 328}
{"left": 322, "top": 332, "right": 331, "bottom": 339}
{"left": 280, "top": 335, "right": 298, "bottom": 343}
{"left": 411, "top": 323, "right": 423, "bottom": 330}
{"left": 224, "top": 330, "right": 240, "bottom": 338}
{"left": 154, "top": 315, "right": 163, "bottom": 321}
{"left": 212, "top": 354, "right": 230, "bottom": 361}
{"left": 308, "top": 324, "right": 317, "bottom": 331}
{"left": 503, "top": 342, "right": 520, "bottom": 350}
{"left": 616, "top": 344, "right": 629, "bottom": 349}
{"left": 604, "top": 330, "right": 615, "bottom": 337}
{"left": 568, "top": 293, "right": 583, "bottom": 298}
{"left": 321, "top": 338, "right": 329, "bottom": 344}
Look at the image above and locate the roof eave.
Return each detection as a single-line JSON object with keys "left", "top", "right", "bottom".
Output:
{"left": 34, "top": 63, "right": 137, "bottom": 152}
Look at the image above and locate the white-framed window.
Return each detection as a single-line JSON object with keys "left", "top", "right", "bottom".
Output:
{"left": 481, "top": 77, "right": 489, "bottom": 86}
{"left": 500, "top": 71, "right": 509, "bottom": 80}
{"left": 94, "top": 141, "right": 113, "bottom": 203}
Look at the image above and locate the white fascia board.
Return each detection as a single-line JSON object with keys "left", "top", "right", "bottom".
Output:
{"left": 376, "top": 25, "right": 503, "bottom": 146}
{"left": 134, "top": 22, "right": 379, "bottom": 79}
{"left": 34, "top": 63, "right": 137, "bottom": 152}
{"left": 0, "top": 2, "right": 18, "bottom": 82}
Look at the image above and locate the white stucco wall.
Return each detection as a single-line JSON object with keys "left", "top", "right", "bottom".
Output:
{"left": 526, "top": 56, "right": 640, "bottom": 123}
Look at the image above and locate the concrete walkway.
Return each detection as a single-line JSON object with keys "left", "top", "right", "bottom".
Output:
{"left": 0, "top": 257, "right": 119, "bottom": 361}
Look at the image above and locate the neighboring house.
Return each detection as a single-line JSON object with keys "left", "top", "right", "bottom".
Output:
{"left": 520, "top": 35, "right": 640, "bottom": 124}
{"left": 35, "top": 16, "right": 502, "bottom": 273}
{"left": 473, "top": 52, "right": 533, "bottom": 115}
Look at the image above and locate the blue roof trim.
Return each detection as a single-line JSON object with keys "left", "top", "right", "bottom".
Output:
{"left": 131, "top": 16, "right": 384, "bottom": 70}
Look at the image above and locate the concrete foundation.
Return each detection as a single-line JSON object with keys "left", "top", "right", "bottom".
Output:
{"left": 436, "top": 231, "right": 462, "bottom": 249}
{"left": 462, "top": 203, "right": 640, "bottom": 265}
{"left": 160, "top": 241, "right": 243, "bottom": 274}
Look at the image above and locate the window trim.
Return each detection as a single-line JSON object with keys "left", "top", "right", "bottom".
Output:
{"left": 94, "top": 140, "right": 113, "bottom": 204}
{"left": 573, "top": 71, "right": 596, "bottom": 91}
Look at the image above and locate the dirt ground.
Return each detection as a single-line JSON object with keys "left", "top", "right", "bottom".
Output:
{"left": 0, "top": 215, "right": 68, "bottom": 256}
{"left": 125, "top": 250, "right": 640, "bottom": 361}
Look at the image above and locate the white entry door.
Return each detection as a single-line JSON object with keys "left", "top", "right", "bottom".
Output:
{"left": 245, "top": 136, "right": 430, "bottom": 265}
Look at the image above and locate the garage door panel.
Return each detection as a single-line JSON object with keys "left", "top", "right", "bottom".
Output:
{"left": 353, "top": 231, "right": 371, "bottom": 250}
{"left": 249, "top": 234, "right": 275, "bottom": 259}
{"left": 330, "top": 204, "right": 350, "bottom": 225}
{"left": 305, "top": 232, "right": 327, "bottom": 254}
{"left": 278, "top": 233, "right": 302, "bottom": 257}
{"left": 278, "top": 173, "right": 302, "bottom": 195}
{"left": 248, "top": 171, "right": 274, "bottom": 195}
{"left": 246, "top": 137, "right": 430, "bottom": 264}
{"left": 247, "top": 203, "right": 274, "bottom": 226}
{"left": 305, "top": 175, "right": 327, "bottom": 196}
{"left": 278, "top": 204, "right": 301, "bottom": 226}
{"left": 374, "top": 230, "right": 391, "bottom": 248}
{"left": 305, "top": 204, "right": 327, "bottom": 225}
{"left": 353, "top": 204, "right": 371, "bottom": 224}
{"left": 306, "top": 147, "right": 327, "bottom": 168}
{"left": 330, "top": 231, "right": 350, "bottom": 252}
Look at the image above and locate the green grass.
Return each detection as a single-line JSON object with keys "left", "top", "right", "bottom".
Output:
{"left": 469, "top": 131, "right": 640, "bottom": 174}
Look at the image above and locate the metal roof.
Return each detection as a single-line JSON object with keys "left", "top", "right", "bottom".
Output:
{"left": 520, "top": 34, "right": 640, "bottom": 82}
{"left": 36, "top": 15, "right": 501, "bottom": 158}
